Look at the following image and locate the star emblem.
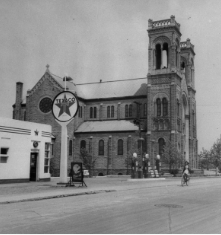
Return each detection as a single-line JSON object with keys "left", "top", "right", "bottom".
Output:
{"left": 55, "top": 94, "right": 75, "bottom": 117}
{"left": 35, "top": 130, "right": 39, "bottom": 136}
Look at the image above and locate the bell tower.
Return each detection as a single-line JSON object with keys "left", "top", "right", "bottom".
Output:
{"left": 148, "top": 15, "right": 182, "bottom": 74}
{"left": 146, "top": 15, "right": 197, "bottom": 169}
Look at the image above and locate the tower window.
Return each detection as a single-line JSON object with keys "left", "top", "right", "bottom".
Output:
{"left": 181, "top": 61, "right": 185, "bottom": 71}
{"left": 162, "top": 98, "right": 168, "bottom": 116}
{"left": 162, "top": 43, "right": 168, "bottom": 68}
{"left": 155, "top": 44, "right": 161, "bottom": 69}
{"left": 176, "top": 46, "right": 179, "bottom": 68}
{"left": 156, "top": 98, "right": 161, "bottom": 116}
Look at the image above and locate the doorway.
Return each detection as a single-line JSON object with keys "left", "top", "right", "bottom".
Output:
{"left": 30, "top": 153, "right": 38, "bottom": 181}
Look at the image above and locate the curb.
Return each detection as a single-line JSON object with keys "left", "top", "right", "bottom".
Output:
{"left": 127, "top": 178, "right": 166, "bottom": 182}
{"left": 0, "top": 189, "right": 116, "bottom": 205}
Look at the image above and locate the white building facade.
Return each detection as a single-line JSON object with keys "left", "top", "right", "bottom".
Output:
{"left": 0, "top": 117, "right": 52, "bottom": 183}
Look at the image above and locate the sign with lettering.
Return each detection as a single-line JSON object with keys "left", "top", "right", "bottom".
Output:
{"left": 52, "top": 91, "right": 79, "bottom": 122}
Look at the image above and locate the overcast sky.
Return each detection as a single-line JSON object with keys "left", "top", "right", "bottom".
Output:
{"left": 0, "top": 0, "right": 220, "bottom": 151}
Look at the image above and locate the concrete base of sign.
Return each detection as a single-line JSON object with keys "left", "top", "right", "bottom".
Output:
{"left": 57, "top": 182, "right": 68, "bottom": 186}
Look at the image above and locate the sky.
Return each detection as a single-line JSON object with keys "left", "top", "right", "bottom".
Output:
{"left": 0, "top": 0, "right": 220, "bottom": 151}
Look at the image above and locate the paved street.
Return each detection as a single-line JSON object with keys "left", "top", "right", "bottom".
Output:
{"left": 0, "top": 177, "right": 221, "bottom": 233}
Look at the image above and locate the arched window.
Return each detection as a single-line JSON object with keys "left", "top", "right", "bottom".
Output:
{"left": 155, "top": 44, "right": 161, "bottom": 69}
{"left": 107, "top": 106, "right": 110, "bottom": 118}
{"left": 176, "top": 40, "right": 179, "bottom": 69}
{"left": 158, "top": 138, "right": 165, "bottom": 157}
{"left": 80, "top": 140, "right": 86, "bottom": 150}
{"left": 156, "top": 98, "right": 161, "bottom": 116}
{"left": 129, "top": 104, "right": 133, "bottom": 117}
{"left": 162, "top": 98, "right": 168, "bottom": 116}
{"left": 177, "top": 99, "right": 180, "bottom": 117}
{"left": 125, "top": 105, "right": 128, "bottom": 118}
{"left": 143, "top": 103, "right": 147, "bottom": 116}
{"left": 69, "top": 140, "right": 72, "bottom": 156}
{"left": 78, "top": 106, "right": 83, "bottom": 118}
{"left": 94, "top": 107, "right": 97, "bottom": 118}
{"left": 118, "top": 139, "right": 123, "bottom": 155}
{"left": 90, "top": 107, "right": 93, "bottom": 118}
{"left": 98, "top": 140, "right": 104, "bottom": 155}
{"left": 111, "top": 106, "right": 114, "bottom": 117}
{"left": 162, "top": 43, "right": 168, "bottom": 68}
{"left": 137, "top": 105, "right": 140, "bottom": 117}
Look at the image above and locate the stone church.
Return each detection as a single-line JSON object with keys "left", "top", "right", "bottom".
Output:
{"left": 13, "top": 16, "right": 198, "bottom": 176}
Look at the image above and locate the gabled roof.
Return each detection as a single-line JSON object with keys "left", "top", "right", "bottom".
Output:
{"left": 75, "top": 120, "right": 139, "bottom": 133}
{"left": 75, "top": 78, "right": 147, "bottom": 100}
{"left": 50, "top": 73, "right": 147, "bottom": 100}
{"left": 42, "top": 70, "right": 147, "bottom": 100}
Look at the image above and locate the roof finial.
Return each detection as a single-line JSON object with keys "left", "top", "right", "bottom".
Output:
{"left": 46, "top": 64, "right": 50, "bottom": 72}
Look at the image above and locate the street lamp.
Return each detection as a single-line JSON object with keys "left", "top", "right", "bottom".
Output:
{"left": 151, "top": 140, "right": 156, "bottom": 167}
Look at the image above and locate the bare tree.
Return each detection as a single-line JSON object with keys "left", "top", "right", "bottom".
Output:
{"left": 161, "top": 140, "right": 182, "bottom": 170}
{"left": 78, "top": 148, "right": 97, "bottom": 177}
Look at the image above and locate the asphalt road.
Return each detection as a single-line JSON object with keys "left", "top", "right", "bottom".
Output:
{"left": 1, "top": 177, "right": 221, "bottom": 234}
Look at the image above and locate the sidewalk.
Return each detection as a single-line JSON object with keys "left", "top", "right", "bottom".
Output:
{"left": 0, "top": 177, "right": 169, "bottom": 204}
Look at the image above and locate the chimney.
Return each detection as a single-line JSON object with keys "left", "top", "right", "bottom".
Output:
{"left": 16, "top": 82, "right": 23, "bottom": 105}
{"left": 15, "top": 82, "right": 23, "bottom": 120}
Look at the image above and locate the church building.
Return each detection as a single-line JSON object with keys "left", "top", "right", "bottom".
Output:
{"left": 13, "top": 16, "right": 198, "bottom": 177}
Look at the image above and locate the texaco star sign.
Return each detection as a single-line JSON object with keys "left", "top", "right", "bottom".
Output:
{"left": 52, "top": 91, "right": 79, "bottom": 122}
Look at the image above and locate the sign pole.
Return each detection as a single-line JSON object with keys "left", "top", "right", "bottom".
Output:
{"left": 56, "top": 119, "right": 72, "bottom": 183}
